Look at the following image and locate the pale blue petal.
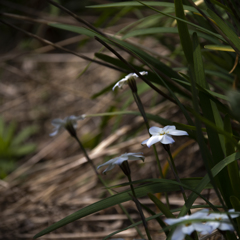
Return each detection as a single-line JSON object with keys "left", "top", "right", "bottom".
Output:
{"left": 165, "top": 218, "right": 184, "bottom": 225}
{"left": 168, "top": 129, "right": 188, "bottom": 136}
{"left": 51, "top": 119, "right": 65, "bottom": 127}
{"left": 161, "top": 135, "right": 175, "bottom": 144}
{"left": 218, "top": 222, "right": 234, "bottom": 231}
{"left": 49, "top": 129, "right": 59, "bottom": 137}
{"left": 102, "top": 164, "right": 115, "bottom": 173}
{"left": 139, "top": 71, "right": 148, "bottom": 76}
{"left": 141, "top": 138, "right": 149, "bottom": 145}
{"left": 146, "top": 136, "right": 162, "bottom": 147}
{"left": 97, "top": 158, "right": 117, "bottom": 169}
{"left": 171, "top": 225, "right": 185, "bottom": 240}
{"left": 149, "top": 126, "right": 162, "bottom": 135}
{"left": 163, "top": 125, "right": 176, "bottom": 131}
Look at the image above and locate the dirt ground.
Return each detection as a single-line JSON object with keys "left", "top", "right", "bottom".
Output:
{"left": 0, "top": 21, "right": 223, "bottom": 240}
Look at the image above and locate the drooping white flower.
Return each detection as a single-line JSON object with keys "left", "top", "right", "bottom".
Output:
{"left": 50, "top": 115, "right": 85, "bottom": 137}
{"left": 204, "top": 209, "right": 239, "bottom": 233}
{"left": 141, "top": 125, "right": 188, "bottom": 147}
{"left": 165, "top": 209, "right": 211, "bottom": 240}
{"left": 112, "top": 71, "right": 148, "bottom": 91}
{"left": 97, "top": 152, "right": 144, "bottom": 174}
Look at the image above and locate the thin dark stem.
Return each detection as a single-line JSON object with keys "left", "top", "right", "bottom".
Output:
{"left": 132, "top": 91, "right": 170, "bottom": 207}
{"left": 94, "top": 36, "right": 177, "bottom": 104}
{"left": 166, "top": 150, "right": 189, "bottom": 204}
{"left": 73, "top": 135, "right": 145, "bottom": 238}
{"left": 74, "top": 136, "right": 99, "bottom": 176}
{"left": 127, "top": 174, "right": 152, "bottom": 240}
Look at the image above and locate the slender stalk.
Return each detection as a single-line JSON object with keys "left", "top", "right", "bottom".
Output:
{"left": 72, "top": 135, "right": 145, "bottom": 239}
{"left": 166, "top": 150, "right": 188, "bottom": 204}
{"left": 127, "top": 174, "right": 152, "bottom": 240}
{"left": 131, "top": 90, "right": 170, "bottom": 208}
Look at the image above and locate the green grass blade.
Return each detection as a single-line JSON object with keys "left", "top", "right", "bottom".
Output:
{"left": 207, "top": 9, "right": 240, "bottom": 52}
{"left": 175, "top": 0, "right": 193, "bottom": 64}
{"left": 224, "top": 115, "right": 240, "bottom": 200}
{"left": 34, "top": 178, "right": 214, "bottom": 238}
{"left": 179, "top": 152, "right": 240, "bottom": 216}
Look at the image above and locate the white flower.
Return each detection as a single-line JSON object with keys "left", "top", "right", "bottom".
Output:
{"left": 204, "top": 209, "right": 239, "bottom": 233}
{"left": 141, "top": 125, "right": 188, "bottom": 147}
{"left": 97, "top": 152, "right": 144, "bottom": 174}
{"left": 50, "top": 115, "right": 85, "bottom": 136}
{"left": 165, "top": 209, "right": 211, "bottom": 240}
{"left": 112, "top": 71, "right": 148, "bottom": 91}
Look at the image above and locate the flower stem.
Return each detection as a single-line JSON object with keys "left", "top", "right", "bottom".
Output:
{"left": 127, "top": 173, "right": 152, "bottom": 240}
{"left": 166, "top": 150, "right": 189, "bottom": 206}
{"left": 72, "top": 135, "right": 145, "bottom": 239}
{"left": 132, "top": 91, "right": 170, "bottom": 207}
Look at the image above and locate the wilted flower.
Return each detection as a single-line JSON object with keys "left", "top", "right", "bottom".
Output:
{"left": 50, "top": 115, "right": 85, "bottom": 137}
{"left": 204, "top": 209, "right": 239, "bottom": 233}
{"left": 165, "top": 209, "right": 211, "bottom": 240}
{"left": 141, "top": 125, "right": 188, "bottom": 147}
{"left": 97, "top": 152, "right": 144, "bottom": 174}
{"left": 112, "top": 71, "right": 148, "bottom": 91}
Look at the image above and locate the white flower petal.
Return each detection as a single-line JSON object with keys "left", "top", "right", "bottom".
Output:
{"left": 97, "top": 158, "right": 117, "bottom": 169}
{"left": 141, "top": 139, "right": 149, "bottom": 145}
{"left": 171, "top": 225, "right": 186, "bottom": 240}
{"left": 115, "top": 156, "right": 128, "bottom": 165}
{"left": 168, "top": 129, "right": 188, "bottom": 136}
{"left": 97, "top": 152, "right": 144, "bottom": 173}
{"left": 160, "top": 134, "right": 175, "bottom": 144}
{"left": 182, "top": 224, "right": 195, "bottom": 235}
{"left": 49, "top": 129, "right": 60, "bottom": 137}
{"left": 206, "top": 221, "right": 220, "bottom": 231}
{"left": 218, "top": 222, "right": 234, "bottom": 231}
{"left": 51, "top": 119, "right": 65, "bottom": 127}
{"left": 139, "top": 71, "right": 148, "bottom": 76}
{"left": 163, "top": 125, "right": 176, "bottom": 131}
{"left": 146, "top": 136, "right": 163, "bottom": 147}
{"left": 149, "top": 126, "right": 162, "bottom": 135}
{"left": 190, "top": 209, "right": 209, "bottom": 219}
{"left": 102, "top": 164, "right": 116, "bottom": 174}
{"left": 193, "top": 223, "right": 212, "bottom": 234}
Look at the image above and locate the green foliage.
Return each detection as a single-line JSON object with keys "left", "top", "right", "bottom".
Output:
{"left": 4, "top": 0, "right": 240, "bottom": 239}
{"left": 0, "top": 117, "right": 38, "bottom": 178}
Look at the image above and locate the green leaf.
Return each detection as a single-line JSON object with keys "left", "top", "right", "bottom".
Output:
{"left": 204, "top": 45, "right": 235, "bottom": 52}
{"left": 224, "top": 115, "right": 240, "bottom": 200}
{"left": 12, "top": 125, "right": 38, "bottom": 146}
{"left": 86, "top": 1, "right": 206, "bottom": 13}
{"left": 122, "top": 28, "right": 219, "bottom": 43}
{"left": 34, "top": 178, "right": 213, "bottom": 238}
{"left": 179, "top": 152, "right": 240, "bottom": 216}
{"left": 148, "top": 193, "right": 175, "bottom": 218}
{"left": 230, "top": 196, "right": 240, "bottom": 233}
{"left": 209, "top": 0, "right": 233, "bottom": 14}
{"left": 102, "top": 204, "right": 223, "bottom": 240}
{"left": 207, "top": 9, "right": 240, "bottom": 53}
{"left": 141, "top": 203, "right": 169, "bottom": 236}
{"left": 193, "top": 32, "right": 233, "bottom": 207}
{"left": 135, "top": 1, "right": 225, "bottom": 42}
{"left": 12, "top": 144, "right": 36, "bottom": 156}
{"left": 174, "top": 0, "right": 193, "bottom": 64}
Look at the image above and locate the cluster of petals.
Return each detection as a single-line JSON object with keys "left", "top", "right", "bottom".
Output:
{"left": 97, "top": 153, "right": 144, "bottom": 174}
{"left": 165, "top": 209, "right": 239, "bottom": 240}
{"left": 50, "top": 115, "right": 85, "bottom": 136}
{"left": 112, "top": 71, "right": 148, "bottom": 91}
{"left": 141, "top": 125, "right": 188, "bottom": 147}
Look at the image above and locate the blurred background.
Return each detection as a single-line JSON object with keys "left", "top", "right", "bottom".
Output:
{"left": 0, "top": 1, "right": 212, "bottom": 239}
